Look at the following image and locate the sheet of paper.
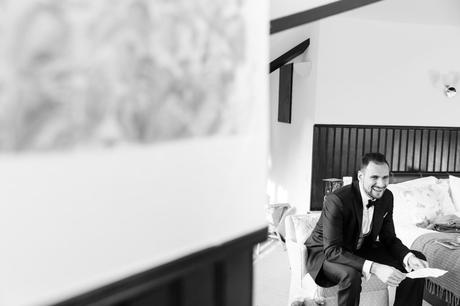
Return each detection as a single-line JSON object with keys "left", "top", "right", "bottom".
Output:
{"left": 406, "top": 268, "right": 447, "bottom": 279}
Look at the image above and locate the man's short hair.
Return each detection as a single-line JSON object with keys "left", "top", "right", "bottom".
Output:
{"left": 360, "top": 152, "right": 390, "bottom": 170}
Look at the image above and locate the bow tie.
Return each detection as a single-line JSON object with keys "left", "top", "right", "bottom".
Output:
{"left": 366, "top": 200, "right": 375, "bottom": 209}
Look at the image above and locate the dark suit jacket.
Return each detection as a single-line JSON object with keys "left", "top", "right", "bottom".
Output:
{"left": 305, "top": 181, "right": 410, "bottom": 287}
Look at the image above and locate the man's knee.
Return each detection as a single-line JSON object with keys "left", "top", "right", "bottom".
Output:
{"left": 338, "top": 268, "right": 362, "bottom": 289}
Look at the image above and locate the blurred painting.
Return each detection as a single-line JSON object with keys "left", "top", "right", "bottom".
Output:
{"left": 0, "top": 0, "right": 255, "bottom": 152}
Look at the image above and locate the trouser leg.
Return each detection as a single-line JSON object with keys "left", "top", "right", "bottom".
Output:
{"left": 358, "top": 244, "right": 425, "bottom": 306}
{"left": 393, "top": 250, "right": 425, "bottom": 306}
{"left": 319, "top": 260, "right": 362, "bottom": 306}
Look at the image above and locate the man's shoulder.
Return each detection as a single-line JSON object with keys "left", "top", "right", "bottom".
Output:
{"left": 323, "top": 184, "right": 356, "bottom": 207}
{"left": 323, "top": 184, "right": 357, "bottom": 212}
{"left": 381, "top": 188, "right": 394, "bottom": 203}
{"left": 383, "top": 188, "right": 393, "bottom": 197}
{"left": 333, "top": 183, "right": 355, "bottom": 199}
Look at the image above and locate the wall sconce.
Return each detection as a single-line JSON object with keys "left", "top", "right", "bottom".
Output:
{"left": 429, "top": 70, "right": 459, "bottom": 98}
{"left": 444, "top": 85, "right": 457, "bottom": 98}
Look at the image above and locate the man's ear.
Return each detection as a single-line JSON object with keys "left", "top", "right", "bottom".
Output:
{"left": 357, "top": 170, "right": 363, "bottom": 181}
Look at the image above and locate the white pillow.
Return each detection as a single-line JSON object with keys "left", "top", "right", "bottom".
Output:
{"left": 387, "top": 184, "right": 414, "bottom": 226}
{"left": 448, "top": 175, "right": 460, "bottom": 211}
{"left": 436, "top": 179, "right": 456, "bottom": 214}
{"left": 406, "top": 183, "right": 455, "bottom": 221}
{"left": 396, "top": 176, "right": 438, "bottom": 188}
{"left": 387, "top": 178, "right": 456, "bottom": 224}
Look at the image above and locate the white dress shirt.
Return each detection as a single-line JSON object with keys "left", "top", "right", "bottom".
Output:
{"left": 358, "top": 183, "right": 375, "bottom": 277}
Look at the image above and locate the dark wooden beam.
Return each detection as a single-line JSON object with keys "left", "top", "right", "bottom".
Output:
{"left": 51, "top": 227, "right": 267, "bottom": 306}
{"left": 269, "top": 38, "right": 310, "bottom": 73}
{"left": 270, "top": 0, "right": 382, "bottom": 34}
{"left": 278, "top": 64, "right": 293, "bottom": 124}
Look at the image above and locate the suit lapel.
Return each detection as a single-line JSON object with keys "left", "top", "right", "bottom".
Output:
{"left": 371, "top": 197, "right": 386, "bottom": 238}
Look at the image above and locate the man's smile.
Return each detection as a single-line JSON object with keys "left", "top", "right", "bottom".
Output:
{"left": 372, "top": 186, "right": 386, "bottom": 193}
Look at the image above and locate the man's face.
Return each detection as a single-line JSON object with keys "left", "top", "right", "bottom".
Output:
{"left": 358, "top": 161, "right": 390, "bottom": 200}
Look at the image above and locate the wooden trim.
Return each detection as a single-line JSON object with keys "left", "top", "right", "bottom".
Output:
{"left": 313, "top": 123, "right": 460, "bottom": 130}
{"left": 270, "top": 0, "right": 382, "bottom": 34}
{"left": 52, "top": 227, "right": 267, "bottom": 306}
{"left": 269, "top": 38, "right": 310, "bottom": 73}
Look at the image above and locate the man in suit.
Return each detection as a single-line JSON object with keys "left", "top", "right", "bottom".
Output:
{"left": 305, "top": 152, "right": 428, "bottom": 306}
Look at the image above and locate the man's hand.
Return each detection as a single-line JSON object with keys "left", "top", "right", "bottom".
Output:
{"left": 407, "top": 254, "right": 429, "bottom": 271}
{"left": 371, "top": 262, "right": 406, "bottom": 287}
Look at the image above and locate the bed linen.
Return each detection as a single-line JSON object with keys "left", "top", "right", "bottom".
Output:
{"left": 395, "top": 223, "right": 433, "bottom": 248}
{"left": 411, "top": 232, "right": 460, "bottom": 306}
{"left": 389, "top": 177, "right": 460, "bottom": 305}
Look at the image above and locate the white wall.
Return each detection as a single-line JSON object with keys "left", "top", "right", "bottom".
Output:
{"left": 269, "top": 23, "right": 319, "bottom": 213}
{"left": 269, "top": 16, "right": 460, "bottom": 212}
{"left": 0, "top": 1, "right": 269, "bottom": 305}
{"left": 315, "top": 17, "right": 460, "bottom": 125}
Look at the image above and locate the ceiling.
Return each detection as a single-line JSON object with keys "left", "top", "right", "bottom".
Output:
{"left": 326, "top": 0, "right": 460, "bottom": 27}
{"left": 270, "top": 0, "right": 338, "bottom": 20}
{"left": 270, "top": 0, "right": 460, "bottom": 60}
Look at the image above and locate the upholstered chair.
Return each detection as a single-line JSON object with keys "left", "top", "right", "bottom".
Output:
{"left": 285, "top": 214, "right": 389, "bottom": 306}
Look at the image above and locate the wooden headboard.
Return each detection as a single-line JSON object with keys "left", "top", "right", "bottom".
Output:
{"left": 310, "top": 124, "right": 460, "bottom": 210}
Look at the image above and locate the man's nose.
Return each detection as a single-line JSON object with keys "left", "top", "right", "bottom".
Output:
{"left": 376, "top": 178, "right": 388, "bottom": 187}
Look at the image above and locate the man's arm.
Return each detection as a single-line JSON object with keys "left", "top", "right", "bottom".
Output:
{"left": 378, "top": 193, "right": 410, "bottom": 262}
{"left": 379, "top": 192, "right": 429, "bottom": 271}
{"left": 322, "top": 193, "right": 365, "bottom": 272}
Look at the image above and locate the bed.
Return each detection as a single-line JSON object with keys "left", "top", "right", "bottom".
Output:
{"left": 387, "top": 175, "right": 460, "bottom": 306}
{"left": 310, "top": 124, "right": 460, "bottom": 306}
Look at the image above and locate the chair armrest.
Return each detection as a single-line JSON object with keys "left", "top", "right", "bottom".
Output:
{"left": 285, "top": 240, "right": 307, "bottom": 287}
{"left": 284, "top": 214, "right": 297, "bottom": 242}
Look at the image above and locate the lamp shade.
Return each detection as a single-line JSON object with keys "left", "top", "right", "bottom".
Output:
{"left": 322, "top": 178, "right": 343, "bottom": 197}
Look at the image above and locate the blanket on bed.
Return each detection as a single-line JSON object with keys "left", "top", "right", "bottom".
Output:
{"left": 412, "top": 232, "right": 460, "bottom": 306}
{"left": 416, "top": 215, "right": 460, "bottom": 233}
